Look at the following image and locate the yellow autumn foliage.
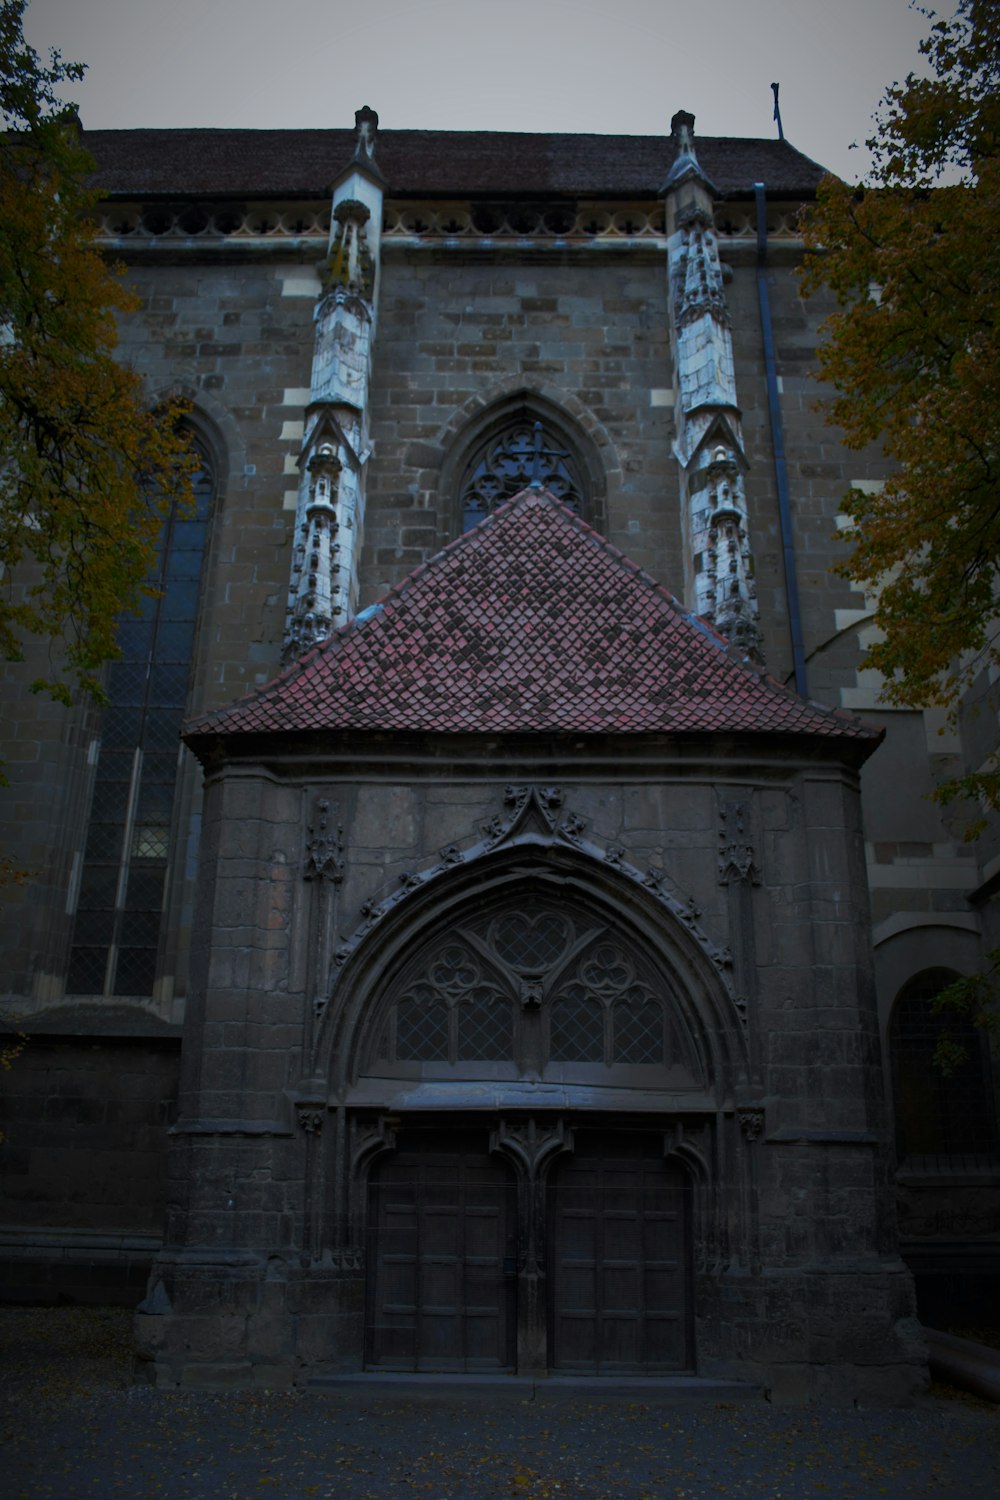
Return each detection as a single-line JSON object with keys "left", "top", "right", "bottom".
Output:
{"left": 802, "top": 0, "right": 1000, "bottom": 812}
{"left": 0, "top": 0, "right": 194, "bottom": 706}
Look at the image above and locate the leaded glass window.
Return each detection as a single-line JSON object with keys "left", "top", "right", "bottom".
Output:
{"left": 550, "top": 984, "right": 605, "bottom": 1063}
{"left": 459, "top": 418, "right": 584, "bottom": 531}
{"left": 66, "top": 445, "right": 214, "bottom": 998}
{"left": 369, "top": 902, "right": 690, "bottom": 1079}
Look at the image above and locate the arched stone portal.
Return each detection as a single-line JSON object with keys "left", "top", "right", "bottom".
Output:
{"left": 329, "top": 863, "right": 725, "bottom": 1374}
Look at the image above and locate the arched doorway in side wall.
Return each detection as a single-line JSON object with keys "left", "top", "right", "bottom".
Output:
{"left": 365, "top": 1128, "right": 517, "bottom": 1372}
{"left": 548, "top": 1130, "right": 692, "bottom": 1373}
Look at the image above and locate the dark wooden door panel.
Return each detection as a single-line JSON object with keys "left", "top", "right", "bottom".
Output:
{"left": 549, "top": 1132, "right": 690, "bottom": 1373}
{"left": 366, "top": 1132, "right": 516, "bottom": 1372}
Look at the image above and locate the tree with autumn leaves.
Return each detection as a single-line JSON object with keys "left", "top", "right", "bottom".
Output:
{"left": 801, "top": 0, "right": 1000, "bottom": 817}
{"left": 0, "top": 0, "right": 193, "bottom": 709}
{"left": 802, "top": 0, "right": 1000, "bottom": 1055}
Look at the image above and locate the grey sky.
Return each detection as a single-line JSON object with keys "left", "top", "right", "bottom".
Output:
{"left": 24, "top": 0, "right": 934, "bottom": 181}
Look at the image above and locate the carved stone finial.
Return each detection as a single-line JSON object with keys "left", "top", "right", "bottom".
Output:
{"left": 304, "top": 798, "right": 345, "bottom": 883}
{"left": 662, "top": 109, "right": 718, "bottom": 198}
{"left": 671, "top": 109, "right": 696, "bottom": 148}
{"left": 354, "top": 106, "right": 379, "bottom": 161}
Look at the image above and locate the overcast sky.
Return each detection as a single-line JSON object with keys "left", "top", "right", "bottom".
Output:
{"left": 24, "top": 0, "right": 935, "bottom": 181}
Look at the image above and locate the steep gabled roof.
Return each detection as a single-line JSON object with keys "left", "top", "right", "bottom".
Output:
{"left": 185, "top": 492, "right": 876, "bottom": 747}
{"left": 83, "top": 127, "right": 827, "bottom": 201}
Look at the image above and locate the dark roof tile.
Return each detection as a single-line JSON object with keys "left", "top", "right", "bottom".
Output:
{"left": 186, "top": 492, "right": 877, "bottom": 747}
{"left": 83, "top": 127, "right": 827, "bottom": 200}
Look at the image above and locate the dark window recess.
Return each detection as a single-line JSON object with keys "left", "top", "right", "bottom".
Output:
{"left": 459, "top": 418, "right": 584, "bottom": 531}
{"left": 890, "top": 968, "right": 998, "bottom": 1159}
{"left": 66, "top": 448, "right": 214, "bottom": 998}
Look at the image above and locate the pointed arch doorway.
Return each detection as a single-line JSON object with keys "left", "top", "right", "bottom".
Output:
{"left": 363, "top": 1122, "right": 693, "bottom": 1374}
{"left": 350, "top": 876, "right": 715, "bottom": 1374}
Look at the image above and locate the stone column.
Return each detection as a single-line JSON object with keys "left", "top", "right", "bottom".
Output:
{"left": 663, "top": 111, "right": 762, "bottom": 660}
{"left": 284, "top": 107, "right": 384, "bottom": 662}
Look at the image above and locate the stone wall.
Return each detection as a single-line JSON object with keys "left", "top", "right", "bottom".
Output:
{"left": 0, "top": 1036, "right": 179, "bottom": 1303}
{"left": 131, "top": 739, "right": 923, "bottom": 1398}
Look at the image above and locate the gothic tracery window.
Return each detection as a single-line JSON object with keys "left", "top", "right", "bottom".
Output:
{"left": 372, "top": 903, "right": 695, "bottom": 1079}
{"left": 66, "top": 442, "right": 215, "bottom": 998}
{"left": 458, "top": 417, "right": 585, "bottom": 531}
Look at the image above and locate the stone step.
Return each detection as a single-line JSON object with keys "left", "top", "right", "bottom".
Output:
{"left": 307, "top": 1372, "right": 763, "bottom": 1403}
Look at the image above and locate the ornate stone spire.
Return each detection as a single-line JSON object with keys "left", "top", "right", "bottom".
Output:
{"left": 284, "top": 444, "right": 342, "bottom": 663}
{"left": 282, "top": 108, "right": 384, "bottom": 662}
{"left": 663, "top": 112, "right": 762, "bottom": 662}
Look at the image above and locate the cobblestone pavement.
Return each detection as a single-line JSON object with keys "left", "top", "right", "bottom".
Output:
{"left": 2, "top": 1308, "right": 998, "bottom": 1499}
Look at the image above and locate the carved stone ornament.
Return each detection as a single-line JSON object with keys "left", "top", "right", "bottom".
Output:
{"left": 480, "top": 783, "right": 572, "bottom": 848}
{"left": 738, "top": 1108, "right": 765, "bottom": 1143}
{"left": 350, "top": 1113, "right": 397, "bottom": 1174}
{"left": 325, "top": 786, "right": 734, "bottom": 1013}
{"left": 284, "top": 448, "right": 343, "bottom": 666}
{"left": 491, "top": 1116, "right": 572, "bottom": 1176}
{"left": 673, "top": 206, "right": 730, "bottom": 330}
{"left": 718, "top": 798, "right": 760, "bottom": 886}
{"left": 296, "top": 1104, "right": 325, "bottom": 1134}
{"left": 518, "top": 978, "right": 544, "bottom": 1010}
{"left": 323, "top": 198, "right": 375, "bottom": 300}
{"left": 304, "top": 798, "right": 345, "bottom": 883}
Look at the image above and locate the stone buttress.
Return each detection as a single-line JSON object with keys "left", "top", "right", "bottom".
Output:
{"left": 663, "top": 111, "right": 762, "bottom": 660}
{"left": 283, "top": 107, "right": 383, "bottom": 661}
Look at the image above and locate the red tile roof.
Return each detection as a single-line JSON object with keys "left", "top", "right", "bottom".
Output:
{"left": 83, "top": 128, "right": 827, "bottom": 201}
{"left": 186, "top": 492, "right": 877, "bottom": 748}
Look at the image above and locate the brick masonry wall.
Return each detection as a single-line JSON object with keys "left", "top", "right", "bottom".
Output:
{"left": 360, "top": 253, "right": 677, "bottom": 602}
{"left": 730, "top": 259, "right": 975, "bottom": 931}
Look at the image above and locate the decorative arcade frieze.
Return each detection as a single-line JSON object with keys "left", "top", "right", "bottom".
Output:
{"left": 90, "top": 199, "right": 806, "bottom": 249}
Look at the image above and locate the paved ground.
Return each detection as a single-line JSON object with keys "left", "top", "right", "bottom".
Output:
{"left": 2, "top": 1308, "right": 998, "bottom": 1499}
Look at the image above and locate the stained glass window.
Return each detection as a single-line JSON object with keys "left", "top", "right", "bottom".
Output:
{"left": 66, "top": 445, "right": 214, "bottom": 998}
{"left": 459, "top": 418, "right": 584, "bottom": 531}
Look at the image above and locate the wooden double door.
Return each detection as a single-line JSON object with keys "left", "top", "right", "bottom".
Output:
{"left": 365, "top": 1127, "right": 691, "bottom": 1373}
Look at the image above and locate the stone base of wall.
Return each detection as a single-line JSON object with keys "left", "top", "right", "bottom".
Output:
{"left": 694, "top": 1262, "right": 927, "bottom": 1405}
{"left": 135, "top": 1252, "right": 365, "bottom": 1389}
{"left": 137, "top": 1253, "right": 928, "bottom": 1403}
{"left": 0, "top": 1226, "right": 160, "bottom": 1307}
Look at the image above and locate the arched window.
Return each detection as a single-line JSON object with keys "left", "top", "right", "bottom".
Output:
{"left": 370, "top": 899, "right": 702, "bottom": 1085}
{"left": 66, "top": 441, "right": 215, "bottom": 998}
{"left": 889, "top": 968, "right": 998, "bottom": 1163}
{"left": 458, "top": 414, "right": 586, "bottom": 531}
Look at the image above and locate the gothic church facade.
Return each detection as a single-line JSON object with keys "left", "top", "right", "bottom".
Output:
{"left": 1, "top": 110, "right": 997, "bottom": 1397}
